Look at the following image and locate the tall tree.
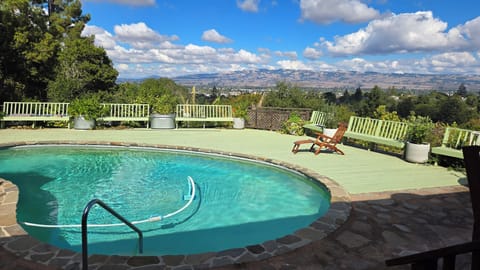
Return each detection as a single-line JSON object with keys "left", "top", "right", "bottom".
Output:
{"left": 457, "top": 83, "right": 467, "bottom": 97}
{"left": 47, "top": 0, "right": 116, "bottom": 101}
{"left": 1, "top": 0, "right": 114, "bottom": 103}
{"left": 47, "top": 37, "right": 118, "bottom": 101}
{"left": 0, "top": 0, "right": 55, "bottom": 101}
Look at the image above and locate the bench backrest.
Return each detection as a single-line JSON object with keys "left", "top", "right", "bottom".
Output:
{"left": 347, "top": 116, "right": 408, "bottom": 141}
{"left": 3, "top": 102, "right": 69, "bottom": 116}
{"left": 309, "top": 111, "right": 329, "bottom": 126}
{"left": 101, "top": 103, "right": 150, "bottom": 118}
{"left": 442, "top": 127, "right": 480, "bottom": 149}
{"left": 176, "top": 104, "right": 233, "bottom": 119}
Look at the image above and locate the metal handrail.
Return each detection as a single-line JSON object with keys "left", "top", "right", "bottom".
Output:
{"left": 81, "top": 199, "right": 143, "bottom": 270}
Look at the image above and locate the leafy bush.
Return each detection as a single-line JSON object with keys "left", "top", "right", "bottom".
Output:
{"left": 406, "top": 115, "right": 435, "bottom": 144}
{"left": 226, "top": 93, "right": 261, "bottom": 119}
{"left": 280, "top": 112, "right": 306, "bottom": 136}
{"left": 69, "top": 96, "right": 107, "bottom": 120}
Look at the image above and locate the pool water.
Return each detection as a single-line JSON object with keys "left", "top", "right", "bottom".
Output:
{"left": 0, "top": 145, "right": 330, "bottom": 256}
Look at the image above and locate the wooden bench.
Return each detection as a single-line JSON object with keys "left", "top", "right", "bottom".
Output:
{"left": 175, "top": 104, "right": 233, "bottom": 128}
{"left": 344, "top": 116, "right": 409, "bottom": 149}
{"left": 302, "top": 111, "right": 330, "bottom": 133}
{"left": 1, "top": 102, "right": 70, "bottom": 128}
{"left": 99, "top": 103, "right": 150, "bottom": 128}
{"left": 431, "top": 127, "right": 480, "bottom": 159}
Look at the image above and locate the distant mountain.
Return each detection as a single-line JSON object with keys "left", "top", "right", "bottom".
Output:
{"left": 169, "top": 69, "right": 480, "bottom": 91}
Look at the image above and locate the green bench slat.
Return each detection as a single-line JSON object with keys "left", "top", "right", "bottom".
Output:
{"left": 431, "top": 127, "right": 480, "bottom": 159}
{"left": 431, "top": 146, "right": 463, "bottom": 159}
{"left": 303, "top": 111, "right": 330, "bottom": 133}
{"left": 344, "top": 116, "right": 408, "bottom": 149}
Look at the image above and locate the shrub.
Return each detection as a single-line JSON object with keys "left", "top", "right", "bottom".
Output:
{"left": 406, "top": 115, "right": 435, "bottom": 144}
{"left": 280, "top": 112, "right": 306, "bottom": 136}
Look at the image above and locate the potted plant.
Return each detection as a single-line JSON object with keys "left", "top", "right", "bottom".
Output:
{"left": 320, "top": 104, "right": 338, "bottom": 137}
{"left": 404, "top": 115, "right": 434, "bottom": 163}
{"left": 149, "top": 94, "right": 177, "bottom": 129}
{"left": 232, "top": 105, "right": 248, "bottom": 129}
{"left": 69, "top": 96, "right": 106, "bottom": 130}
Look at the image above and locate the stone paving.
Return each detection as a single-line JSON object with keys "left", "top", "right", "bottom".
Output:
{"left": 215, "top": 185, "right": 473, "bottom": 270}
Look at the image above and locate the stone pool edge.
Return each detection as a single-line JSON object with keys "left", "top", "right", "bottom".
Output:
{"left": 0, "top": 141, "right": 352, "bottom": 270}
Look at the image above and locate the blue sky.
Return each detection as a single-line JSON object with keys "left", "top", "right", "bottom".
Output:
{"left": 81, "top": 0, "right": 480, "bottom": 79}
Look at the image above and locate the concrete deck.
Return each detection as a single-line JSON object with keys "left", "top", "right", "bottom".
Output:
{"left": 0, "top": 128, "right": 473, "bottom": 269}
{"left": 0, "top": 128, "right": 465, "bottom": 194}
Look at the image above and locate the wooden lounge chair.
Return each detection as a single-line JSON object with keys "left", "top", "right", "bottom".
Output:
{"left": 292, "top": 123, "right": 347, "bottom": 155}
{"left": 385, "top": 145, "right": 480, "bottom": 269}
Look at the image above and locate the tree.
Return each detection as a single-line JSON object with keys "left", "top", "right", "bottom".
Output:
{"left": 47, "top": 37, "right": 118, "bottom": 101}
{"left": 352, "top": 87, "right": 363, "bottom": 102}
{"left": 338, "top": 90, "right": 350, "bottom": 104}
{"left": 397, "top": 96, "right": 415, "bottom": 118}
{"left": 437, "top": 95, "right": 472, "bottom": 124}
{"left": 0, "top": 0, "right": 55, "bottom": 102}
{"left": 323, "top": 92, "right": 337, "bottom": 104}
{"left": 359, "top": 85, "right": 388, "bottom": 117}
{"left": 457, "top": 83, "right": 467, "bottom": 97}
{"left": 0, "top": 0, "right": 100, "bottom": 103}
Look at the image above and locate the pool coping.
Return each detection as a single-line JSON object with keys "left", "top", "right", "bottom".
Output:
{"left": 0, "top": 141, "right": 351, "bottom": 270}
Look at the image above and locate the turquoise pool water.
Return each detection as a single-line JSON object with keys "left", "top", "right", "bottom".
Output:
{"left": 0, "top": 145, "right": 330, "bottom": 256}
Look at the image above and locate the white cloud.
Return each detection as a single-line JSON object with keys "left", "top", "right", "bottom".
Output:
{"left": 324, "top": 12, "right": 473, "bottom": 56}
{"left": 237, "top": 0, "right": 260, "bottom": 13}
{"left": 458, "top": 17, "right": 480, "bottom": 49}
{"left": 114, "top": 22, "right": 179, "bottom": 49}
{"left": 430, "top": 52, "right": 477, "bottom": 68}
{"left": 201, "top": 29, "right": 233, "bottom": 43}
{"left": 184, "top": 44, "right": 217, "bottom": 56}
{"left": 333, "top": 52, "right": 480, "bottom": 74}
{"left": 82, "top": 25, "right": 116, "bottom": 49}
{"left": 274, "top": 51, "right": 298, "bottom": 60}
{"left": 299, "top": 0, "right": 380, "bottom": 24}
{"left": 83, "top": 0, "right": 156, "bottom": 6}
{"left": 116, "top": 63, "right": 129, "bottom": 72}
{"left": 232, "top": 49, "right": 262, "bottom": 63}
{"left": 303, "top": 47, "right": 322, "bottom": 60}
{"left": 277, "top": 60, "right": 312, "bottom": 70}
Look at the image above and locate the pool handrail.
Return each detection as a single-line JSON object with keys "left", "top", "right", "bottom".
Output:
{"left": 81, "top": 198, "right": 144, "bottom": 270}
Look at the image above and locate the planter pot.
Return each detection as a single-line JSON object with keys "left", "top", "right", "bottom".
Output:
{"left": 323, "top": 128, "right": 337, "bottom": 138}
{"left": 405, "top": 142, "right": 430, "bottom": 163}
{"left": 233, "top": 118, "right": 245, "bottom": 129}
{"left": 73, "top": 116, "right": 95, "bottom": 130}
{"left": 150, "top": 113, "right": 175, "bottom": 129}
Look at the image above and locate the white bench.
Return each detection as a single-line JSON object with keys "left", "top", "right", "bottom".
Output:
{"left": 175, "top": 104, "right": 234, "bottom": 128}
{"left": 1, "top": 102, "right": 70, "bottom": 128}
{"left": 99, "top": 103, "right": 150, "bottom": 128}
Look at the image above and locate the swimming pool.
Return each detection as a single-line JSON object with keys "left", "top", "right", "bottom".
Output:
{"left": 0, "top": 145, "right": 331, "bottom": 256}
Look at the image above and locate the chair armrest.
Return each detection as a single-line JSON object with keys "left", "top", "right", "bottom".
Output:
{"left": 314, "top": 132, "right": 333, "bottom": 141}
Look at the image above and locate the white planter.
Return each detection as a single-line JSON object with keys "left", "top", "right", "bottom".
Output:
{"left": 233, "top": 118, "right": 245, "bottom": 129}
{"left": 405, "top": 142, "right": 430, "bottom": 163}
{"left": 323, "top": 128, "right": 337, "bottom": 138}
{"left": 150, "top": 113, "right": 175, "bottom": 129}
{"left": 73, "top": 116, "right": 95, "bottom": 130}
